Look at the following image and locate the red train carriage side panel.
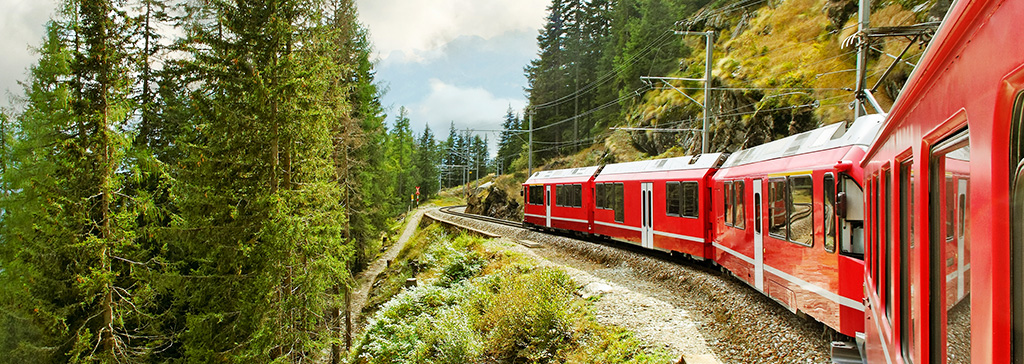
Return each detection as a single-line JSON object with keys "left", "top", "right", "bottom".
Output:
{"left": 592, "top": 154, "right": 724, "bottom": 259}
{"left": 522, "top": 166, "right": 600, "bottom": 233}
{"left": 712, "top": 115, "right": 881, "bottom": 337}
{"left": 860, "top": 0, "right": 1024, "bottom": 362}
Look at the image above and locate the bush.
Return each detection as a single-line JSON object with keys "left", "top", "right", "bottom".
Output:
{"left": 352, "top": 229, "right": 672, "bottom": 364}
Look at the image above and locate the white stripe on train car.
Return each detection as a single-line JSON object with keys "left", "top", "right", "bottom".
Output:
{"left": 526, "top": 214, "right": 588, "bottom": 225}
{"left": 713, "top": 242, "right": 865, "bottom": 312}
{"left": 551, "top": 216, "right": 588, "bottom": 224}
{"left": 712, "top": 242, "right": 755, "bottom": 264}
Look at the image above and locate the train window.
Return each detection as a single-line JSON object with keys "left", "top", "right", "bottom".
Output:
{"left": 900, "top": 160, "right": 916, "bottom": 363}
{"left": 946, "top": 177, "right": 956, "bottom": 243}
{"left": 874, "top": 177, "right": 881, "bottom": 297}
{"left": 824, "top": 174, "right": 836, "bottom": 253}
{"left": 885, "top": 168, "right": 893, "bottom": 322}
{"left": 613, "top": 183, "right": 624, "bottom": 222}
{"left": 1012, "top": 91, "right": 1024, "bottom": 364}
{"left": 839, "top": 174, "right": 865, "bottom": 258}
{"left": 734, "top": 181, "right": 745, "bottom": 229}
{"left": 724, "top": 182, "right": 733, "bottom": 225}
{"left": 682, "top": 181, "right": 699, "bottom": 218}
{"left": 667, "top": 182, "right": 682, "bottom": 217}
{"left": 769, "top": 178, "right": 788, "bottom": 239}
{"left": 755, "top": 192, "right": 762, "bottom": 234}
{"left": 528, "top": 185, "right": 544, "bottom": 205}
{"left": 555, "top": 184, "right": 581, "bottom": 207}
{"left": 599, "top": 184, "right": 607, "bottom": 209}
{"left": 789, "top": 175, "right": 814, "bottom": 246}
{"left": 929, "top": 129, "right": 971, "bottom": 364}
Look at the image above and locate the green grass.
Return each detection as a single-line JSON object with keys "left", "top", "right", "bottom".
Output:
{"left": 351, "top": 225, "right": 673, "bottom": 364}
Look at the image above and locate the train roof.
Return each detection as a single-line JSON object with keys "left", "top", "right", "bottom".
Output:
{"left": 598, "top": 153, "right": 726, "bottom": 176}
{"left": 523, "top": 166, "right": 601, "bottom": 184}
{"left": 721, "top": 114, "right": 885, "bottom": 168}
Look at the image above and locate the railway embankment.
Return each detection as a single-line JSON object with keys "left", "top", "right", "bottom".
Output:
{"left": 428, "top": 207, "right": 837, "bottom": 363}
{"left": 350, "top": 210, "right": 679, "bottom": 363}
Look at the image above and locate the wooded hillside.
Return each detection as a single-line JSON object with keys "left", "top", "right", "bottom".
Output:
{"left": 519, "top": 0, "right": 949, "bottom": 165}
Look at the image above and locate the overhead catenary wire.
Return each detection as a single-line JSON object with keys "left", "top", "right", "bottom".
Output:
{"left": 531, "top": 30, "right": 677, "bottom": 110}
{"left": 521, "top": 0, "right": 927, "bottom": 158}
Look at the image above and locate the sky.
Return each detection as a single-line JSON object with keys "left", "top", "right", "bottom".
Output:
{"left": 0, "top": 0, "right": 549, "bottom": 156}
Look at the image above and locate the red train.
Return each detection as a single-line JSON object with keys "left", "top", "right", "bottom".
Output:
{"left": 860, "top": 0, "right": 1024, "bottom": 362}
{"left": 524, "top": 0, "right": 1020, "bottom": 361}
{"left": 523, "top": 115, "right": 881, "bottom": 338}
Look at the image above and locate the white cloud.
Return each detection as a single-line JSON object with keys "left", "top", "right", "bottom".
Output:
{"left": 0, "top": 0, "right": 59, "bottom": 108}
{"left": 356, "top": 0, "right": 548, "bottom": 62}
{"left": 407, "top": 79, "right": 527, "bottom": 156}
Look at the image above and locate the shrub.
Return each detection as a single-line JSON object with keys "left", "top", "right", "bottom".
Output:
{"left": 478, "top": 268, "right": 582, "bottom": 363}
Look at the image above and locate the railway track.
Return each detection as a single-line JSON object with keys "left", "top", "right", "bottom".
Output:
{"left": 437, "top": 205, "right": 523, "bottom": 229}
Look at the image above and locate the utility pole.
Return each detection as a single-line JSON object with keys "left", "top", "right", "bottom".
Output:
{"left": 640, "top": 30, "right": 714, "bottom": 154}
{"left": 701, "top": 30, "right": 713, "bottom": 154}
{"left": 464, "top": 128, "right": 469, "bottom": 200}
{"left": 854, "top": 0, "right": 870, "bottom": 119}
{"left": 844, "top": 0, "right": 936, "bottom": 120}
{"left": 528, "top": 109, "right": 534, "bottom": 177}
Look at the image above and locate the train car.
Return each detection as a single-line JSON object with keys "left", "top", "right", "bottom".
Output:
{"left": 711, "top": 115, "right": 883, "bottom": 338}
{"left": 591, "top": 153, "right": 724, "bottom": 259}
{"left": 522, "top": 166, "right": 601, "bottom": 233}
{"left": 859, "top": 0, "right": 1024, "bottom": 363}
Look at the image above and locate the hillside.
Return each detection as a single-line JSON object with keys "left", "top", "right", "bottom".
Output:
{"left": 520, "top": 0, "right": 951, "bottom": 166}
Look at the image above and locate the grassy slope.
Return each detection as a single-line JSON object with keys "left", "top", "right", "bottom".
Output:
{"left": 352, "top": 224, "right": 673, "bottom": 363}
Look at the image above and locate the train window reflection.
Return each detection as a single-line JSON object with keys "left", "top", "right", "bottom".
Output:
{"left": 667, "top": 182, "right": 682, "bottom": 217}
{"left": 824, "top": 174, "right": 836, "bottom": 253}
{"left": 723, "top": 182, "right": 733, "bottom": 225}
{"left": 734, "top": 181, "right": 745, "bottom": 230}
{"left": 613, "top": 183, "right": 624, "bottom": 223}
{"left": 1011, "top": 91, "right": 1024, "bottom": 364}
{"left": 886, "top": 169, "right": 893, "bottom": 322}
{"left": 789, "top": 175, "right": 814, "bottom": 246}
{"left": 528, "top": 185, "right": 544, "bottom": 205}
{"left": 682, "top": 182, "right": 700, "bottom": 218}
{"left": 769, "top": 179, "right": 787, "bottom": 239}
{"left": 929, "top": 129, "right": 971, "bottom": 364}
{"left": 900, "top": 160, "right": 916, "bottom": 363}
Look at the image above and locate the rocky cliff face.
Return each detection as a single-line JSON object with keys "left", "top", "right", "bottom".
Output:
{"left": 624, "top": 0, "right": 943, "bottom": 158}
{"left": 466, "top": 183, "right": 523, "bottom": 221}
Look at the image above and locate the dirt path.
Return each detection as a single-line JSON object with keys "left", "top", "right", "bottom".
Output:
{"left": 348, "top": 207, "right": 424, "bottom": 336}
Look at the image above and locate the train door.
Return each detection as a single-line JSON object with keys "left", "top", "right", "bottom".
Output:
{"left": 753, "top": 179, "right": 765, "bottom": 291}
{"left": 641, "top": 182, "right": 654, "bottom": 249}
{"left": 929, "top": 128, "right": 971, "bottom": 364}
{"left": 545, "top": 185, "right": 552, "bottom": 227}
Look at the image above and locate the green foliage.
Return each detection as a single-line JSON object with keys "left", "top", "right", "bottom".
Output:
{"left": 353, "top": 225, "right": 672, "bottom": 364}
{"left": 477, "top": 268, "right": 580, "bottom": 362}
{"left": 0, "top": 0, "right": 421, "bottom": 362}
{"left": 0, "top": 1, "right": 157, "bottom": 359}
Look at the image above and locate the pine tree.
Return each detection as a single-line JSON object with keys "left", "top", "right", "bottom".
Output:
{"left": 0, "top": 0, "right": 147, "bottom": 358}
{"left": 387, "top": 107, "right": 417, "bottom": 211}
{"left": 525, "top": 0, "right": 570, "bottom": 161}
{"left": 496, "top": 106, "right": 523, "bottom": 174}
{"left": 169, "top": 0, "right": 350, "bottom": 360}
{"left": 414, "top": 124, "right": 440, "bottom": 199}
